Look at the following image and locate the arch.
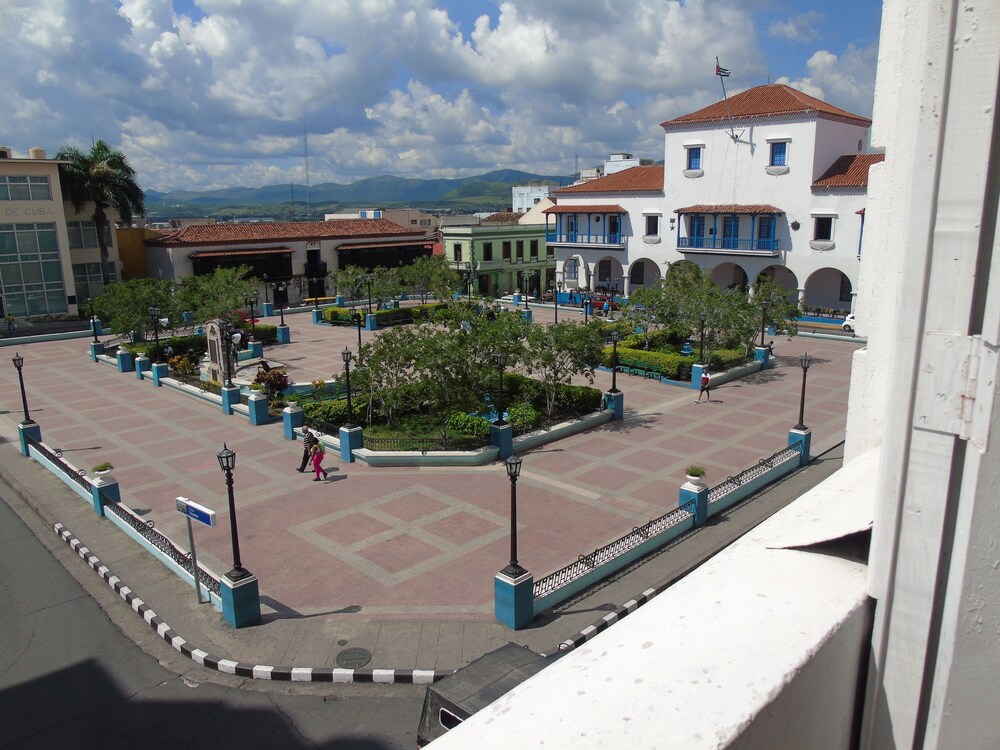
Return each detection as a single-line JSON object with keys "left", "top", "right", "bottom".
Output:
{"left": 625, "top": 257, "right": 661, "bottom": 294}
{"left": 754, "top": 265, "right": 799, "bottom": 300}
{"left": 592, "top": 255, "right": 625, "bottom": 293}
{"left": 710, "top": 262, "right": 749, "bottom": 292}
{"left": 803, "top": 267, "right": 853, "bottom": 313}
{"left": 560, "top": 254, "right": 590, "bottom": 290}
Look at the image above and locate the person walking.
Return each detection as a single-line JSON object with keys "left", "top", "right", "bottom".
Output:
{"left": 310, "top": 442, "right": 328, "bottom": 481}
{"left": 4, "top": 313, "right": 15, "bottom": 335}
{"left": 297, "top": 426, "right": 318, "bottom": 472}
{"left": 696, "top": 369, "right": 712, "bottom": 403}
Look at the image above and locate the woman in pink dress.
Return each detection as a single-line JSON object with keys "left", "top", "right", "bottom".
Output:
{"left": 310, "top": 443, "right": 328, "bottom": 481}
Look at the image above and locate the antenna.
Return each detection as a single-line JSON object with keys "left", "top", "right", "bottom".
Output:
{"left": 304, "top": 124, "right": 311, "bottom": 222}
{"left": 715, "top": 57, "right": 744, "bottom": 142}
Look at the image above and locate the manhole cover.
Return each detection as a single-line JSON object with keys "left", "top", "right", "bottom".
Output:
{"left": 336, "top": 647, "right": 372, "bottom": 670}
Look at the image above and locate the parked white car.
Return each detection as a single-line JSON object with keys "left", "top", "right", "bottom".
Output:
{"left": 842, "top": 313, "right": 857, "bottom": 332}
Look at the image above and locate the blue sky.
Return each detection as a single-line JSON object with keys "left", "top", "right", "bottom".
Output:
{"left": 0, "top": 1, "right": 883, "bottom": 193}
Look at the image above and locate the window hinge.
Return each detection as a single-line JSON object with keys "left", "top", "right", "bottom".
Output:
{"left": 914, "top": 332, "right": 998, "bottom": 452}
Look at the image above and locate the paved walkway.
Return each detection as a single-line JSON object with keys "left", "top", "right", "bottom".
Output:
{"left": 0, "top": 306, "right": 861, "bottom": 690}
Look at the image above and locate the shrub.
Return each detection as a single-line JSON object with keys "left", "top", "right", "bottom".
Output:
{"left": 303, "top": 396, "right": 370, "bottom": 430}
{"left": 252, "top": 369, "right": 289, "bottom": 400}
{"left": 446, "top": 412, "right": 492, "bottom": 440}
{"left": 685, "top": 465, "right": 706, "bottom": 478}
{"left": 554, "top": 383, "right": 603, "bottom": 414}
{"left": 92, "top": 461, "right": 113, "bottom": 473}
{"left": 168, "top": 353, "right": 199, "bottom": 377}
{"left": 506, "top": 401, "right": 539, "bottom": 435}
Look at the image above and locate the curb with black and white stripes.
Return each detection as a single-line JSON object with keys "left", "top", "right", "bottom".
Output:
{"left": 53, "top": 522, "right": 450, "bottom": 684}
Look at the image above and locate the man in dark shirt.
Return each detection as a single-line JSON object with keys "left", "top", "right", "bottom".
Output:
{"left": 297, "top": 427, "right": 319, "bottom": 472}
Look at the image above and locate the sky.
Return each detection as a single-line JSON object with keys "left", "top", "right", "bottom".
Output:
{"left": 0, "top": 0, "right": 883, "bottom": 194}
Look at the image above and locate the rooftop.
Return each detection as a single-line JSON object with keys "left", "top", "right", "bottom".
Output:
{"left": 553, "top": 165, "right": 664, "bottom": 195}
{"left": 812, "top": 153, "right": 886, "bottom": 188}
{"left": 147, "top": 219, "right": 416, "bottom": 246}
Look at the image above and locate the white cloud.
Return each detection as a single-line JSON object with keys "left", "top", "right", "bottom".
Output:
{"left": 0, "top": 0, "right": 880, "bottom": 192}
{"left": 768, "top": 12, "right": 825, "bottom": 43}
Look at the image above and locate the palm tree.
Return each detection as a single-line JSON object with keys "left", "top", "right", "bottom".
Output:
{"left": 55, "top": 140, "right": 145, "bottom": 286}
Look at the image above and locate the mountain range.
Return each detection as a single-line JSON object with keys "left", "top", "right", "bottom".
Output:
{"left": 144, "top": 169, "right": 574, "bottom": 217}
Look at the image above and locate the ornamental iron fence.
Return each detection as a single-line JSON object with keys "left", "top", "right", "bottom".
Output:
{"left": 25, "top": 434, "right": 91, "bottom": 492}
{"left": 707, "top": 444, "right": 802, "bottom": 506}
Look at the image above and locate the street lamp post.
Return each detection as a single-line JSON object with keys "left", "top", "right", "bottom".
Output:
{"left": 273, "top": 282, "right": 287, "bottom": 326}
{"left": 341, "top": 347, "right": 355, "bottom": 428}
{"left": 244, "top": 291, "right": 258, "bottom": 337}
{"left": 583, "top": 292, "right": 590, "bottom": 324}
{"left": 148, "top": 307, "right": 161, "bottom": 363}
{"left": 11, "top": 353, "right": 34, "bottom": 424}
{"left": 352, "top": 309, "right": 363, "bottom": 357}
{"left": 501, "top": 455, "right": 526, "bottom": 577}
{"left": 216, "top": 444, "right": 250, "bottom": 581}
{"left": 552, "top": 282, "right": 558, "bottom": 324}
{"left": 610, "top": 330, "right": 620, "bottom": 393}
{"left": 794, "top": 353, "right": 812, "bottom": 430}
{"left": 364, "top": 274, "right": 374, "bottom": 316}
{"left": 493, "top": 352, "right": 508, "bottom": 425}
{"left": 262, "top": 274, "right": 270, "bottom": 305}
{"left": 88, "top": 298, "right": 99, "bottom": 343}
{"left": 220, "top": 321, "right": 234, "bottom": 387}
{"left": 759, "top": 297, "right": 773, "bottom": 347}
{"left": 699, "top": 310, "right": 707, "bottom": 364}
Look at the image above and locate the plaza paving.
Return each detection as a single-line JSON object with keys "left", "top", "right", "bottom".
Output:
{"left": 0, "top": 304, "right": 861, "bottom": 679}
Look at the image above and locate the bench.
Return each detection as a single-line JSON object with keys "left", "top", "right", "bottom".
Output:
{"left": 617, "top": 359, "right": 663, "bottom": 379}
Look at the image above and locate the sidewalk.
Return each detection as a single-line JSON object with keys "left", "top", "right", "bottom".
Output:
{"left": 0, "top": 312, "right": 861, "bottom": 693}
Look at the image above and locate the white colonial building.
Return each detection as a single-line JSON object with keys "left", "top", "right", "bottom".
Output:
{"left": 548, "top": 85, "right": 884, "bottom": 313}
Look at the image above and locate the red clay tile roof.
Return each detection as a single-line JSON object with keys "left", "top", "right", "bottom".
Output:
{"left": 482, "top": 210, "right": 525, "bottom": 224}
{"left": 543, "top": 204, "right": 627, "bottom": 214}
{"left": 553, "top": 165, "right": 664, "bottom": 194}
{"left": 660, "top": 84, "right": 871, "bottom": 129}
{"left": 812, "top": 153, "right": 885, "bottom": 188}
{"left": 338, "top": 239, "right": 435, "bottom": 250}
{"left": 147, "top": 219, "right": 415, "bottom": 246}
{"left": 188, "top": 247, "right": 293, "bottom": 258}
{"left": 674, "top": 204, "right": 784, "bottom": 215}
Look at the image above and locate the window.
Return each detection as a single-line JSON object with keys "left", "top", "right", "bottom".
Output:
{"left": 814, "top": 216, "right": 834, "bottom": 241}
{"left": 410, "top": 219, "right": 417, "bottom": 224}
{"left": 516, "top": 240, "right": 524, "bottom": 260}
{"left": 769, "top": 142, "right": 787, "bottom": 167}
{"left": 757, "top": 216, "right": 774, "bottom": 249}
{"left": 565, "top": 258, "right": 578, "bottom": 280}
{"left": 530, "top": 240, "right": 538, "bottom": 259}
{"left": 690, "top": 215, "right": 706, "bottom": 247}
{"left": 687, "top": 147, "right": 702, "bottom": 170}
{"left": 722, "top": 216, "right": 739, "bottom": 249}
{"left": 839, "top": 272, "right": 852, "bottom": 302}
{"left": 482, "top": 242, "right": 493, "bottom": 261}
{"left": 502, "top": 241, "right": 511, "bottom": 261}
{"left": 0, "top": 176, "right": 51, "bottom": 201}
{"left": 598, "top": 259, "right": 612, "bottom": 282}
{"left": 67, "top": 221, "right": 101, "bottom": 249}
{"left": 0, "top": 222, "right": 67, "bottom": 316}
{"left": 73, "top": 262, "right": 106, "bottom": 302}
{"left": 453, "top": 243, "right": 462, "bottom": 262}
{"left": 645, "top": 215, "right": 659, "bottom": 236}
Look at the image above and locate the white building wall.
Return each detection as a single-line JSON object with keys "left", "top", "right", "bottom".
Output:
{"left": 811, "top": 119, "right": 871, "bottom": 181}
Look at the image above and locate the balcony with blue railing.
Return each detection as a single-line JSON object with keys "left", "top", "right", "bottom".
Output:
{"left": 677, "top": 236, "right": 780, "bottom": 255}
{"left": 546, "top": 231, "right": 624, "bottom": 248}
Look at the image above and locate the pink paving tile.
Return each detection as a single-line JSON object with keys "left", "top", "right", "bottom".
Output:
{"left": 520, "top": 450, "right": 593, "bottom": 475}
{"left": 313, "top": 512, "right": 393, "bottom": 546}
{"left": 355, "top": 533, "right": 442, "bottom": 574}
{"left": 616, "top": 448, "right": 679, "bottom": 472}
{"left": 573, "top": 464, "right": 646, "bottom": 491}
{"left": 377, "top": 492, "right": 449, "bottom": 522}
{"left": 422, "top": 511, "right": 504, "bottom": 546}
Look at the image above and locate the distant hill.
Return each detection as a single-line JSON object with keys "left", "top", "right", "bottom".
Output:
{"left": 144, "top": 169, "right": 573, "bottom": 220}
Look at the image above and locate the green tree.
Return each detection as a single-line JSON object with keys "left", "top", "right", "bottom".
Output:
{"left": 174, "top": 266, "right": 257, "bottom": 324}
{"left": 524, "top": 321, "right": 604, "bottom": 418}
{"left": 93, "top": 278, "right": 174, "bottom": 340}
{"left": 55, "top": 140, "right": 145, "bottom": 285}
{"left": 402, "top": 255, "right": 459, "bottom": 303}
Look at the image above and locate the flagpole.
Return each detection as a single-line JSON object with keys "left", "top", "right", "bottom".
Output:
{"left": 716, "top": 57, "right": 738, "bottom": 142}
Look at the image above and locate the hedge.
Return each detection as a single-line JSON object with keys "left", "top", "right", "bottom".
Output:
{"left": 601, "top": 346, "right": 750, "bottom": 380}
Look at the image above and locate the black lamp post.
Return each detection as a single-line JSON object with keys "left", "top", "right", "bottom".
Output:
{"left": 342, "top": 347, "right": 355, "bottom": 428}
{"left": 759, "top": 297, "right": 773, "bottom": 347}
{"left": 11, "top": 353, "right": 34, "bottom": 424}
{"left": 794, "top": 353, "right": 812, "bottom": 431}
{"left": 216, "top": 444, "right": 250, "bottom": 581}
{"left": 364, "top": 274, "right": 374, "bottom": 315}
{"left": 88, "top": 297, "right": 99, "bottom": 343}
{"left": 273, "top": 282, "right": 287, "bottom": 326}
{"left": 244, "top": 291, "right": 258, "bottom": 336}
{"left": 501, "top": 455, "right": 526, "bottom": 577}
{"left": 551, "top": 282, "right": 558, "bottom": 324}
{"left": 219, "top": 321, "right": 234, "bottom": 387}
{"left": 262, "top": 274, "right": 270, "bottom": 305}
{"left": 352, "top": 309, "right": 363, "bottom": 359}
{"left": 148, "top": 306, "right": 161, "bottom": 363}
{"left": 583, "top": 292, "right": 590, "bottom": 324}
{"left": 610, "top": 330, "right": 620, "bottom": 393}
{"left": 699, "top": 310, "right": 707, "bottom": 364}
{"left": 493, "top": 352, "right": 508, "bottom": 425}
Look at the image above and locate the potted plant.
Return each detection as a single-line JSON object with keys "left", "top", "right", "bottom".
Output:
{"left": 684, "top": 465, "right": 706, "bottom": 484}
{"left": 92, "top": 461, "right": 114, "bottom": 476}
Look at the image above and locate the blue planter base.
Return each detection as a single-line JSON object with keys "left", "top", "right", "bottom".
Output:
{"left": 340, "top": 425, "right": 363, "bottom": 462}
{"left": 220, "top": 573, "right": 261, "bottom": 628}
{"left": 276, "top": 325, "right": 291, "bottom": 344}
{"left": 495, "top": 570, "right": 534, "bottom": 630}
{"left": 283, "top": 405, "right": 304, "bottom": 439}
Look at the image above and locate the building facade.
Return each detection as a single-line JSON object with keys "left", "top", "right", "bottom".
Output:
{"left": 547, "top": 86, "right": 883, "bottom": 312}
{"left": 441, "top": 212, "right": 552, "bottom": 297}
{"left": 0, "top": 145, "right": 123, "bottom": 318}
{"left": 144, "top": 219, "right": 432, "bottom": 303}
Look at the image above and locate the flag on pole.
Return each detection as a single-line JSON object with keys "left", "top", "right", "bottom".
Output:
{"left": 716, "top": 63, "right": 731, "bottom": 78}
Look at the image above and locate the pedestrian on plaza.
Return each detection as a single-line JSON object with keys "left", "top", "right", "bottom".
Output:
{"left": 696, "top": 369, "right": 712, "bottom": 403}
{"left": 766, "top": 340, "right": 775, "bottom": 356}
{"left": 310, "top": 442, "right": 328, "bottom": 481}
{"left": 602, "top": 300, "right": 610, "bottom": 317}
{"left": 4, "top": 313, "right": 15, "bottom": 334}
{"left": 297, "top": 426, "right": 318, "bottom": 472}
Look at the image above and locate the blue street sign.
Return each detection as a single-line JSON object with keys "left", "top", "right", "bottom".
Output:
{"left": 175, "top": 496, "right": 216, "bottom": 527}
